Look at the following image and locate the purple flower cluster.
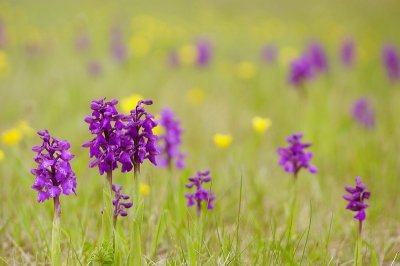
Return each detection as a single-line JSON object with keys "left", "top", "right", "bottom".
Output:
{"left": 112, "top": 184, "right": 133, "bottom": 217}
{"left": 185, "top": 170, "right": 216, "bottom": 216}
{"left": 196, "top": 39, "right": 213, "bottom": 67}
{"left": 307, "top": 42, "right": 329, "bottom": 73}
{"left": 261, "top": 44, "right": 278, "bottom": 64}
{"left": 352, "top": 97, "right": 375, "bottom": 129}
{"left": 288, "top": 55, "right": 313, "bottom": 87}
{"left": 82, "top": 98, "right": 158, "bottom": 175}
{"left": 382, "top": 44, "right": 400, "bottom": 82}
{"left": 157, "top": 107, "right": 186, "bottom": 169}
{"left": 343, "top": 177, "right": 370, "bottom": 221}
{"left": 341, "top": 38, "right": 356, "bottom": 67}
{"left": 123, "top": 99, "right": 159, "bottom": 172}
{"left": 277, "top": 133, "right": 318, "bottom": 178}
{"left": 31, "top": 130, "right": 77, "bottom": 203}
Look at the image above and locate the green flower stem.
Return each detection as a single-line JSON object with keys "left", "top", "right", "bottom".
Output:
{"left": 102, "top": 170, "right": 113, "bottom": 242}
{"left": 52, "top": 196, "right": 62, "bottom": 266}
{"left": 354, "top": 221, "right": 362, "bottom": 266}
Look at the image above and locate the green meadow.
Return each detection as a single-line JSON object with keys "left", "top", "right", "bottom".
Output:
{"left": 1, "top": 0, "right": 400, "bottom": 264}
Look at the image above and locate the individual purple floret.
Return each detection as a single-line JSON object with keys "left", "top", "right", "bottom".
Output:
{"left": 288, "top": 55, "right": 313, "bottom": 87}
{"left": 110, "top": 26, "right": 127, "bottom": 64}
{"left": 122, "top": 100, "right": 159, "bottom": 173}
{"left": 185, "top": 170, "right": 216, "bottom": 216}
{"left": 82, "top": 98, "right": 126, "bottom": 175}
{"left": 352, "top": 97, "right": 375, "bottom": 129}
{"left": 343, "top": 177, "right": 370, "bottom": 223}
{"left": 277, "top": 133, "right": 318, "bottom": 178}
{"left": 341, "top": 38, "right": 356, "bottom": 67}
{"left": 112, "top": 184, "right": 133, "bottom": 217}
{"left": 307, "top": 42, "right": 329, "bottom": 73}
{"left": 31, "top": 130, "right": 77, "bottom": 203}
{"left": 261, "top": 44, "right": 278, "bottom": 64}
{"left": 157, "top": 106, "right": 186, "bottom": 170}
{"left": 196, "top": 39, "right": 213, "bottom": 67}
{"left": 382, "top": 44, "right": 400, "bottom": 82}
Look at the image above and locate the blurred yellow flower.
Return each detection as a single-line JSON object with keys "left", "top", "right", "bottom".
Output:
{"left": 129, "top": 35, "right": 151, "bottom": 58}
{"left": 187, "top": 87, "right": 205, "bottom": 105}
{"left": 0, "top": 50, "right": 11, "bottom": 79}
{"left": 121, "top": 94, "right": 143, "bottom": 114}
{"left": 252, "top": 116, "right": 272, "bottom": 134}
{"left": 16, "top": 120, "right": 35, "bottom": 137}
{"left": 278, "top": 46, "right": 299, "bottom": 66}
{"left": 152, "top": 115, "right": 164, "bottom": 135}
{"left": 237, "top": 62, "right": 257, "bottom": 80}
{"left": 213, "top": 134, "right": 233, "bottom": 148}
{"left": 178, "top": 44, "right": 198, "bottom": 65}
{"left": 1, "top": 128, "right": 22, "bottom": 145}
{"left": 140, "top": 183, "right": 150, "bottom": 196}
{"left": 0, "top": 150, "right": 4, "bottom": 162}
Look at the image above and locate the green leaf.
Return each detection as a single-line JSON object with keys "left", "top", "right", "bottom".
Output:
{"left": 371, "top": 250, "right": 378, "bottom": 266}
{"left": 128, "top": 219, "right": 141, "bottom": 266}
{"left": 150, "top": 210, "right": 168, "bottom": 256}
{"left": 51, "top": 220, "right": 62, "bottom": 266}
{"left": 101, "top": 207, "right": 113, "bottom": 244}
{"left": 114, "top": 228, "right": 122, "bottom": 266}
{"left": 89, "top": 239, "right": 114, "bottom": 265}
{"left": 135, "top": 200, "right": 144, "bottom": 232}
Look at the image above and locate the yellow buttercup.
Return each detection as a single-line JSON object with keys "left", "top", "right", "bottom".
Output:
{"left": 252, "top": 116, "right": 272, "bottom": 134}
{"left": 213, "top": 134, "right": 233, "bottom": 148}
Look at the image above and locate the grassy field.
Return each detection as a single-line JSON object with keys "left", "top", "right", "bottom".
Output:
{"left": 1, "top": 0, "right": 400, "bottom": 265}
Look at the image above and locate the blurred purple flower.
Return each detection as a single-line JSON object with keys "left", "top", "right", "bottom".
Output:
{"left": 382, "top": 44, "right": 400, "bottom": 82}
{"left": 196, "top": 39, "right": 213, "bottom": 67}
{"left": 82, "top": 98, "right": 126, "bottom": 175}
{"left": 352, "top": 97, "right": 375, "bottom": 129}
{"left": 157, "top": 106, "right": 186, "bottom": 170}
{"left": 75, "top": 31, "right": 91, "bottom": 52}
{"left": 87, "top": 61, "right": 103, "bottom": 77}
{"left": 307, "top": 42, "right": 329, "bottom": 73}
{"left": 112, "top": 184, "right": 133, "bottom": 217}
{"left": 168, "top": 50, "right": 180, "bottom": 68}
{"left": 122, "top": 100, "right": 159, "bottom": 172}
{"left": 185, "top": 170, "right": 216, "bottom": 216}
{"left": 341, "top": 38, "right": 356, "bottom": 67}
{"left": 288, "top": 55, "right": 313, "bottom": 87}
{"left": 261, "top": 44, "right": 278, "bottom": 64}
{"left": 110, "top": 26, "right": 127, "bottom": 64}
{"left": 31, "top": 130, "right": 77, "bottom": 203}
{"left": 343, "top": 177, "right": 370, "bottom": 222}
{"left": 0, "top": 19, "right": 7, "bottom": 49}
{"left": 277, "top": 133, "right": 318, "bottom": 178}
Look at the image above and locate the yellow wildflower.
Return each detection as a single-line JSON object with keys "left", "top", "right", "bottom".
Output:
{"left": 16, "top": 120, "right": 35, "bottom": 137}
{"left": 187, "top": 87, "right": 205, "bottom": 105}
{"left": 152, "top": 115, "right": 164, "bottom": 135}
{"left": 1, "top": 128, "right": 22, "bottom": 145}
{"left": 278, "top": 46, "right": 299, "bottom": 66}
{"left": 237, "top": 62, "right": 257, "bottom": 80}
{"left": 140, "top": 183, "right": 151, "bottom": 196}
{"left": 213, "top": 134, "right": 233, "bottom": 148}
{"left": 0, "top": 50, "right": 11, "bottom": 79}
{"left": 178, "top": 44, "right": 198, "bottom": 65}
{"left": 252, "top": 116, "right": 272, "bottom": 134}
{"left": 0, "top": 150, "right": 4, "bottom": 162}
{"left": 121, "top": 94, "right": 143, "bottom": 114}
{"left": 129, "top": 35, "right": 151, "bottom": 58}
